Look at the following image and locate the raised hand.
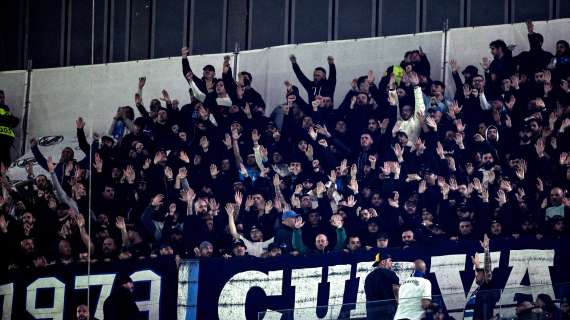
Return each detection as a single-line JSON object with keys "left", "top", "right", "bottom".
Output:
{"left": 367, "top": 70, "right": 375, "bottom": 84}
{"left": 328, "top": 170, "right": 337, "bottom": 184}
{"left": 388, "top": 192, "right": 399, "bottom": 208}
{"left": 350, "top": 164, "right": 358, "bottom": 178}
{"left": 339, "top": 159, "right": 349, "bottom": 176}
{"left": 210, "top": 164, "right": 219, "bottom": 178}
{"left": 418, "top": 180, "right": 427, "bottom": 194}
{"left": 234, "top": 191, "right": 243, "bottom": 207}
{"left": 294, "top": 216, "right": 305, "bottom": 229}
{"left": 115, "top": 216, "right": 127, "bottom": 230}
{"left": 164, "top": 166, "right": 174, "bottom": 180}
{"left": 151, "top": 194, "right": 164, "bottom": 207}
{"left": 436, "top": 142, "right": 445, "bottom": 159}
{"left": 177, "top": 167, "right": 188, "bottom": 180}
{"left": 449, "top": 59, "right": 459, "bottom": 73}
{"left": 426, "top": 117, "right": 438, "bottom": 130}
{"left": 535, "top": 138, "right": 545, "bottom": 158}
{"left": 225, "top": 202, "right": 235, "bottom": 218}
{"left": 181, "top": 46, "right": 189, "bottom": 57}
{"left": 471, "top": 253, "right": 481, "bottom": 268}
{"left": 138, "top": 77, "right": 146, "bottom": 90}
{"left": 161, "top": 89, "right": 171, "bottom": 103}
{"left": 347, "top": 178, "right": 359, "bottom": 194}
{"left": 143, "top": 158, "right": 151, "bottom": 170}
{"left": 124, "top": 165, "right": 136, "bottom": 184}
{"left": 181, "top": 188, "right": 196, "bottom": 204}
{"left": 495, "top": 189, "right": 507, "bottom": 206}
{"left": 480, "top": 57, "right": 490, "bottom": 71}
{"left": 208, "top": 198, "right": 220, "bottom": 214}
{"left": 47, "top": 156, "right": 56, "bottom": 173}
{"left": 178, "top": 151, "right": 190, "bottom": 163}
{"left": 76, "top": 117, "right": 86, "bottom": 129}
{"left": 500, "top": 179, "right": 512, "bottom": 192}
{"left": 251, "top": 129, "right": 261, "bottom": 144}
{"left": 330, "top": 214, "right": 344, "bottom": 229}
{"left": 480, "top": 233, "right": 490, "bottom": 250}
{"left": 315, "top": 181, "right": 326, "bottom": 197}
{"left": 231, "top": 128, "right": 241, "bottom": 141}
{"left": 289, "top": 54, "right": 297, "bottom": 64}
{"left": 526, "top": 20, "right": 534, "bottom": 33}
{"left": 368, "top": 155, "right": 377, "bottom": 168}
{"left": 392, "top": 143, "right": 404, "bottom": 161}
{"left": 308, "top": 126, "right": 318, "bottom": 141}
{"left": 264, "top": 200, "right": 273, "bottom": 214}
{"left": 346, "top": 195, "right": 357, "bottom": 208}
{"left": 244, "top": 195, "right": 255, "bottom": 209}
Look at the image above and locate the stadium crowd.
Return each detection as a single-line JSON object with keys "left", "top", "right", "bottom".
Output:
{"left": 0, "top": 20, "right": 569, "bottom": 319}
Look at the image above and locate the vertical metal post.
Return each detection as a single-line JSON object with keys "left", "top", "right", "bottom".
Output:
{"left": 233, "top": 41, "right": 239, "bottom": 79}
{"left": 20, "top": 60, "right": 32, "bottom": 155}
{"left": 150, "top": 0, "right": 157, "bottom": 58}
{"left": 441, "top": 18, "right": 449, "bottom": 85}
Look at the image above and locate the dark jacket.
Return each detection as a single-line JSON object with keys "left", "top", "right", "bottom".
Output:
{"left": 103, "top": 287, "right": 142, "bottom": 320}
{"left": 292, "top": 62, "right": 336, "bottom": 103}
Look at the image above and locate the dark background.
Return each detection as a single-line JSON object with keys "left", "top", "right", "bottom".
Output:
{"left": 0, "top": 0, "right": 568, "bottom": 71}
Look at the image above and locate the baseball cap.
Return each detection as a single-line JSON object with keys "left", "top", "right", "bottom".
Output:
{"left": 377, "top": 232, "right": 389, "bottom": 241}
{"left": 281, "top": 210, "right": 299, "bottom": 221}
{"left": 232, "top": 239, "right": 246, "bottom": 248}
{"left": 462, "top": 65, "right": 478, "bottom": 76}
{"left": 268, "top": 242, "right": 282, "bottom": 251}
{"left": 372, "top": 252, "right": 392, "bottom": 267}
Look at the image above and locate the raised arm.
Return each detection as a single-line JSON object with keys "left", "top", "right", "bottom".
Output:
{"left": 181, "top": 47, "right": 193, "bottom": 79}
{"left": 291, "top": 217, "right": 308, "bottom": 254}
{"left": 411, "top": 72, "right": 425, "bottom": 116}
{"left": 115, "top": 216, "right": 130, "bottom": 247}
{"left": 331, "top": 214, "right": 347, "bottom": 250}
{"left": 482, "top": 234, "right": 492, "bottom": 281}
{"left": 47, "top": 157, "right": 79, "bottom": 212}
{"left": 75, "top": 213, "right": 95, "bottom": 254}
{"left": 30, "top": 138, "right": 49, "bottom": 171}
{"left": 134, "top": 89, "right": 150, "bottom": 120}
{"left": 225, "top": 203, "right": 240, "bottom": 240}
{"left": 290, "top": 55, "right": 312, "bottom": 90}
{"left": 75, "top": 117, "right": 90, "bottom": 156}
{"left": 327, "top": 56, "right": 336, "bottom": 90}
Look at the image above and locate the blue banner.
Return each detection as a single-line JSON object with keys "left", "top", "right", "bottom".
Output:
{"left": 188, "top": 238, "right": 570, "bottom": 320}
{"left": 0, "top": 256, "right": 178, "bottom": 320}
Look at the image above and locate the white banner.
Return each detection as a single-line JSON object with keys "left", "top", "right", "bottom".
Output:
{"left": 444, "top": 19, "right": 570, "bottom": 96}
{"left": 1, "top": 18, "right": 568, "bottom": 163}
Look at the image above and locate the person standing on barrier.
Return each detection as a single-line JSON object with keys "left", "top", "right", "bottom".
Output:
{"left": 0, "top": 90, "right": 19, "bottom": 166}
{"left": 364, "top": 253, "right": 400, "bottom": 320}
{"left": 464, "top": 234, "right": 499, "bottom": 320}
{"left": 394, "top": 259, "right": 432, "bottom": 320}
